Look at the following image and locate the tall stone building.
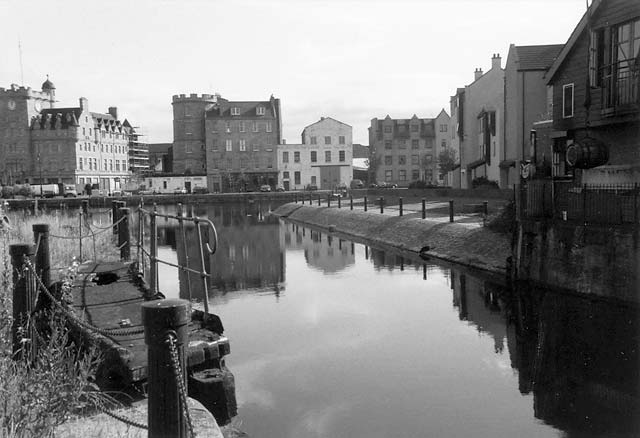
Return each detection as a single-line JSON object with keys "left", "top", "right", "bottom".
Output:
{"left": 0, "top": 77, "right": 136, "bottom": 192}
{"left": 171, "top": 93, "right": 282, "bottom": 192}
{"left": 369, "top": 114, "right": 442, "bottom": 186}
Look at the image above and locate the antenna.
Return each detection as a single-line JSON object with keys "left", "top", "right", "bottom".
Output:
{"left": 18, "top": 36, "right": 24, "bottom": 86}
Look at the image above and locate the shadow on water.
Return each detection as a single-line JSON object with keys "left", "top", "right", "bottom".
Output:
{"left": 152, "top": 202, "right": 639, "bottom": 437}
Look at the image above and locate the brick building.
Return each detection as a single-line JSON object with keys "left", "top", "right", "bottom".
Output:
{"left": 369, "top": 114, "right": 442, "bottom": 187}
{"left": 0, "top": 78, "right": 134, "bottom": 192}
{"left": 543, "top": 0, "right": 640, "bottom": 184}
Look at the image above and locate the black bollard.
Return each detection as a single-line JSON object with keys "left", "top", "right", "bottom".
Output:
{"left": 338, "top": 196, "right": 341, "bottom": 209}
{"left": 350, "top": 196, "right": 353, "bottom": 210}
{"left": 327, "top": 194, "right": 331, "bottom": 208}
{"left": 379, "top": 197, "right": 384, "bottom": 214}
{"left": 32, "top": 224, "right": 51, "bottom": 289}
{"left": 399, "top": 197, "right": 403, "bottom": 216}
{"left": 483, "top": 201, "right": 488, "bottom": 216}
{"left": 10, "top": 244, "right": 36, "bottom": 359}
{"left": 142, "top": 299, "right": 191, "bottom": 438}
{"left": 118, "top": 207, "right": 130, "bottom": 261}
{"left": 112, "top": 200, "right": 120, "bottom": 234}
{"left": 449, "top": 200, "right": 454, "bottom": 222}
{"left": 364, "top": 196, "right": 368, "bottom": 212}
{"left": 422, "top": 198, "right": 426, "bottom": 219}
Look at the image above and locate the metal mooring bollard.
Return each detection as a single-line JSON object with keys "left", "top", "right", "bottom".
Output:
{"left": 483, "top": 201, "right": 488, "bottom": 216}
{"left": 32, "top": 224, "right": 51, "bottom": 289}
{"left": 317, "top": 195, "right": 321, "bottom": 206}
{"left": 422, "top": 198, "right": 426, "bottom": 219}
{"left": 399, "top": 197, "right": 403, "bottom": 216}
{"left": 142, "top": 299, "right": 190, "bottom": 438}
{"left": 364, "top": 196, "right": 368, "bottom": 212}
{"left": 10, "top": 244, "right": 35, "bottom": 359}
{"left": 379, "top": 197, "right": 384, "bottom": 214}
{"left": 338, "top": 196, "right": 341, "bottom": 208}
{"left": 350, "top": 196, "right": 353, "bottom": 210}
{"left": 112, "top": 200, "right": 119, "bottom": 234}
{"left": 327, "top": 194, "right": 331, "bottom": 207}
{"left": 449, "top": 200, "right": 454, "bottom": 222}
{"left": 118, "top": 207, "right": 130, "bottom": 261}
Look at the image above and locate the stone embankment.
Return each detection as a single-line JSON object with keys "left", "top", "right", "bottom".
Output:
{"left": 273, "top": 203, "right": 511, "bottom": 276}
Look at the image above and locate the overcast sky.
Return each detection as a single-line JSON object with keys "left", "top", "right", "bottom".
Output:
{"left": 0, "top": 0, "right": 586, "bottom": 145}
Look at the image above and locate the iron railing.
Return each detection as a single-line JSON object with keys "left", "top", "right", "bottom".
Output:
{"left": 519, "top": 179, "right": 640, "bottom": 225}
{"left": 136, "top": 203, "right": 218, "bottom": 313}
{"left": 601, "top": 60, "right": 640, "bottom": 110}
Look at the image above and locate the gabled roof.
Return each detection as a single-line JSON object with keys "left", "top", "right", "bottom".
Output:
{"left": 513, "top": 44, "right": 564, "bottom": 71}
{"left": 303, "top": 116, "right": 352, "bottom": 130}
{"left": 545, "top": 0, "right": 601, "bottom": 84}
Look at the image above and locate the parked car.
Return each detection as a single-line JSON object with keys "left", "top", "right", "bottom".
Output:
{"left": 192, "top": 186, "right": 209, "bottom": 194}
{"left": 174, "top": 187, "right": 187, "bottom": 195}
{"left": 259, "top": 185, "right": 272, "bottom": 192}
{"left": 350, "top": 179, "right": 364, "bottom": 189}
{"left": 305, "top": 184, "right": 318, "bottom": 191}
{"left": 63, "top": 185, "right": 78, "bottom": 197}
{"left": 378, "top": 182, "right": 398, "bottom": 189}
{"left": 276, "top": 185, "right": 285, "bottom": 192}
{"left": 369, "top": 183, "right": 378, "bottom": 188}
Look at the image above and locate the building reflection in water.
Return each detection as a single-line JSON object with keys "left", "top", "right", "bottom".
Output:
{"left": 450, "top": 272, "right": 639, "bottom": 437}
{"left": 281, "top": 222, "right": 355, "bottom": 273}
{"left": 158, "top": 202, "right": 285, "bottom": 299}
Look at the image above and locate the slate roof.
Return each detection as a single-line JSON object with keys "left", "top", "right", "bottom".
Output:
{"left": 515, "top": 44, "right": 564, "bottom": 71}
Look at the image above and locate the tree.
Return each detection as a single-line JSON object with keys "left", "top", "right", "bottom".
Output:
{"left": 365, "top": 152, "right": 381, "bottom": 184}
{"left": 438, "top": 147, "right": 458, "bottom": 176}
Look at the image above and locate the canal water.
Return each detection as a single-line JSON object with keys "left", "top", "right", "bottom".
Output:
{"left": 151, "top": 202, "right": 639, "bottom": 438}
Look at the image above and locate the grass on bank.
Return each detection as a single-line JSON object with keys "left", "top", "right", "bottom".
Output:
{"left": 0, "top": 209, "right": 122, "bottom": 437}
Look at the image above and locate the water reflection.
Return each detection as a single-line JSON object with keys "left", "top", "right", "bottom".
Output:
{"left": 149, "top": 203, "right": 639, "bottom": 437}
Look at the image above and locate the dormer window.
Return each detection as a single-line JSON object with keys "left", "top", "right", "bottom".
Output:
{"left": 256, "top": 106, "right": 265, "bottom": 116}
{"left": 231, "top": 107, "right": 240, "bottom": 116}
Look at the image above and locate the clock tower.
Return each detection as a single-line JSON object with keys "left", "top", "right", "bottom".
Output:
{"left": 0, "top": 77, "right": 56, "bottom": 184}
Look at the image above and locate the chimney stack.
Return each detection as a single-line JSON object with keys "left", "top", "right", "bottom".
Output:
{"left": 474, "top": 68, "right": 483, "bottom": 81}
{"left": 492, "top": 53, "right": 502, "bottom": 70}
{"left": 108, "top": 107, "right": 118, "bottom": 120}
{"left": 79, "top": 97, "right": 89, "bottom": 111}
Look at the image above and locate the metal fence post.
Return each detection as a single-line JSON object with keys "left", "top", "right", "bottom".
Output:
{"left": 112, "top": 200, "right": 119, "bottom": 234}
{"left": 79, "top": 211, "right": 83, "bottom": 262}
{"left": 150, "top": 204, "right": 158, "bottom": 296}
{"left": 118, "top": 207, "right": 130, "bottom": 261}
{"left": 422, "top": 198, "right": 426, "bottom": 219}
{"left": 317, "top": 195, "right": 321, "bottom": 206}
{"left": 483, "top": 201, "right": 488, "bottom": 217}
{"left": 327, "top": 194, "right": 331, "bottom": 208}
{"left": 177, "top": 204, "right": 193, "bottom": 303}
{"left": 194, "top": 216, "right": 211, "bottom": 314}
{"left": 338, "top": 196, "right": 341, "bottom": 209}
{"left": 142, "top": 299, "right": 190, "bottom": 438}
{"left": 379, "top": 197, "right": 384, "bottom": 214}
{"left": 399, "top": 197, "right": 403, "bottom": 216}
{"left": 364, "top": 196, "right": 368, "bottom": 212}
{"left": 82, "top": 199, "right": 89, "bottom": 219}
{"left": 10, "top": 244, "right": 35, "bottom": 360}
{"left": 449, "top": 200, "right": 454, "bottom": 223}
{"left": 350, "top": 196, "right": 353, "bottom": 210}
{"left": 32, "top": 224, "right": 50, "bottom": 289}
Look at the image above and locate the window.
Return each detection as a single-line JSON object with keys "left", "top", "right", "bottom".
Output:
{"left": 399, "top": 139, "right": 407, "bottom": 149}
{"left": 324, "top": 136, "right": 331, "bottom": 145}
{"left": 109, "top": 159, "right": 113, "bottom": 171}
{"left": 384, "top": 155, "right": 392, "bottom": 165}
{"left": 411, "top": 155, "right": 419, "bottom": 165}
{"left": 252, "top": 121, "right": 258, "bottom": 132}
{"left": 83, "top": 127, "right": 86, "bottom": 135}
{"left": 311, "top": 151, "right": 317, "bottom": 162}
{"left": 311, "top": 175, "right": 317, "bottom": 184}
{"left": 239, "top": 121, "right": 245, "bottom": 132}
{"left": 211, "top": 139, "right": 218, "bottom": 150}
{"left": 266, "top": 122, "right": 272, "bottom": 133}
{"left": 231, "top": 107, "right": 240, "bottom": 116}
{"left": 441, "top": 140, "right": 447, "bottom": 148}
{"left": 283, "top": 151, "right": 289, "bottom": 163}
{"left": 310, "top": 136, "right": 317, "bottom": 145}
{"left": 384, "top": 140, "right": 392, "bottom": 149}
{"left": 294, "top": 151, "right": 300, "bottom": 163}
{"left": 78, "top": 158, "right": 83, "bottom": 170}
{"left": 398, "top": 155, "right": 406, "bottom": 165}
{"left": 440, "top": 124, "right": 448, "bottom": 132}
{"left": 104, "top": 159, "right": 107, "bottom": 170}
{"left": 339, "top": 150, "right": 345, "bottom": 162}
{"left": 398, "top": 170, "right": 407, "bottom": 181}
{"left": 225, "top": 122, "right": 231, "bottom": 133}
{"left": 412, "top": 169, "right": 420, "bottom": 180}
{"left": 410, "top": 124, "right": 419, "bottom": 132}
{"left": 339, "top": 136, "right": 345, "bottom": 145}
{"left": 283, "top": 171, "right": 290, "bottom": 179}
{"left": 385, "top": 170, "right": 393, "bottom": 181}
{"left": 425, "top": 154, "right": 433, "bottom": 162}
{"left": 226, "top": 139, "right": 232, "bottom": 151}
{"left": 411, "top": 139, "right": 419, "bottom": 149}
{"left": 325, "top": 151, "right": 331, "bottom": 162}
{"left": 241, "top": 156, "right": 248, "bottom": 168}
{"left": 563, "top": 84, "right": 574, "bottom": 118}
{"left": 256, "top": 106, "right": 265, "bottom": 116}
{"left": 294, "top": 171, "right": 301, "bottom": 185}
{"left": 115, "top": 160, "right": 120, "bottom": 171}
{"left": 384, "top": 126, "right": 392, "bottom": 133}
{"left": 240, "top": 139, "right": 246, "bottom": 151}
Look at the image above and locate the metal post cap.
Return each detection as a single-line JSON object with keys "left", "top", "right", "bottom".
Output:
{"left": 32, "top": 224, "right": 50, "bottom": 233}
{"left": 9, "top": 244, "right": 35, "bottom": 257}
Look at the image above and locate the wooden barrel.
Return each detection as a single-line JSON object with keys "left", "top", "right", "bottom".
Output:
{"left": 565, "top": 137, "right": 609, "bottom": 169}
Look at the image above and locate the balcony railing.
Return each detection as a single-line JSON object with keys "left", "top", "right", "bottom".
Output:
{"left": 601, "top": 60, "right": 640, "bottom": 111}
